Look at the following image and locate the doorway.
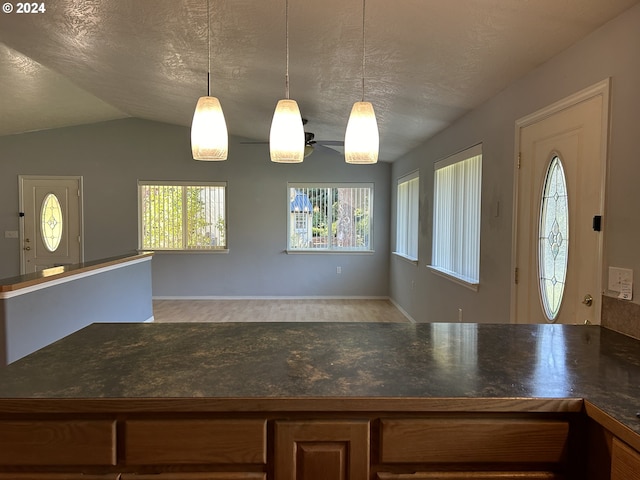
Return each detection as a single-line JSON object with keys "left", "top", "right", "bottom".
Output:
{"left": 19, "top": 176, "right": 84, "bottom": 274}
{"left": 512, "top": 80, "right": 609, "bottom": 324}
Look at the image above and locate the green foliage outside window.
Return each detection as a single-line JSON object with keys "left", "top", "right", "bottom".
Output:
{"left": 139, "top": 183, "right": 226, "bottom": 250}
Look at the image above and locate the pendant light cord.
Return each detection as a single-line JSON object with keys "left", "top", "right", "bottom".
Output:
{"left": 285, "top": 0, "right": 290, "bottom": 99}
{"left": 361, "top": 0, "right": 366, "bottom": 101}
{"left": 207, "top": 0, "right": 211, "bottom": 96}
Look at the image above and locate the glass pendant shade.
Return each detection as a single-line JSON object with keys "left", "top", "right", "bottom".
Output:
{"left": 191, "top": 96, "right": 228, "bottom": 161}
{"left": 345, "top": 101, "right": 379, "bottom": 164}
{"left": 270, "top": 99, "right": 305, "bottom": 163}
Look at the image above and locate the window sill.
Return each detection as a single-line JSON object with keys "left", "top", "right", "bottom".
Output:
{"left": 427, "top": 265, "right": 479, "bottom": 291}
{"left": 392, "top": 252, "right": 419, "bottom": 265}
{"left": 286, "top": 249, "right": 374, "bottom": 255}
{"left": 138, "top": 249, "right": 229, "bottom": 254}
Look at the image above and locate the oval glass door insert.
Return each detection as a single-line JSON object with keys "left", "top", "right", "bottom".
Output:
{"left": 538, "top": 155, "right": 569, "bottom": 322}
{"left": 41, "top": 193, "right": 63, "bottom": 252}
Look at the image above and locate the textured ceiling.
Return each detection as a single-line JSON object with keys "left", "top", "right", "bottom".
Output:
{"left": 0, "top": 0, "right": 637, "bottom": 161}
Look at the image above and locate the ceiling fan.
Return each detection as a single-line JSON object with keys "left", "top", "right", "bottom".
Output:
{"left": 241, "top": 119, "right": 344, "bottom": 157}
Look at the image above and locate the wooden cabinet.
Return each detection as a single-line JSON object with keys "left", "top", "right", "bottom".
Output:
{"left": 380, "top": 418, "right": 569, "bottom": 464}
{"left": 125, "top": 419, "right": 267, "bottom": 465}
{"left": 0, "top": 410, "right": 583, "bottom": 480}
{"left": 120, "top": 474, "right": 266, "bottom": 480}
{"left": 377, "top": 473, "right": 562, "bottom": 479}
{"left": 611, "top": 437, "right": 640, "bottom": 480}
{"left": 274, "top": 420, "right": 369, "bottom": 480}
{"left": 0, "top": 475, "right": 118, "bottom": 480}
{"left": 0, "top": 420, "right": 116, "bottom": 466}
{"left": 377, "top": 418, "right": 570, "bottom": 479}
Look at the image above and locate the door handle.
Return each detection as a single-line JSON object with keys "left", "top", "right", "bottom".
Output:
{"left": 582, "top": 294, "right": 593, "bottom": 307}
{"left": 24, "top": 246, "right": 31, "bottom": 251}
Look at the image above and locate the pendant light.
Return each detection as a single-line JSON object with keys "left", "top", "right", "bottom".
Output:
{"left": 344, "top": 0, "right": 379, "bottom": 164}
{"left": 191, "top": 0, "right": 228, "bottom": 161}
{"left": 269, "top": 0, "right": 305, "bottom": 163}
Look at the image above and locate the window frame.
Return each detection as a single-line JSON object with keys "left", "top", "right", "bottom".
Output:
{"left": 137, "top": 180, "right": 228, "bottom": 253}
{"left": 428, "top": 144, "right": 482, "bottom": 290}
{"left": 393, "top": 170, "right": 420, "bottom": 263}
{"left": 286, "top": 182, "right": 375, "bottom": 254}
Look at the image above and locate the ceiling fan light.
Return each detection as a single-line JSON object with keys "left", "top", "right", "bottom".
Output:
{"left": 345, "top": 101, "right": 379, "bottom": 164}
{"left": 270, "top": 99, "right": 305, "bottom": 163}
{"left": 191, "top": 96, "right": 228, "bottom": 161}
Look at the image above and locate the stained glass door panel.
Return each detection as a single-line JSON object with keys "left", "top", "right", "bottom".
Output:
{"left": 538, "top": 156, "right": 569, "bottom": 322}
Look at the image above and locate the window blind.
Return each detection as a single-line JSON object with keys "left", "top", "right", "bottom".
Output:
{"left": 432, "top": 147, "right": 481, "bottom": 285}
{"left": 396, "top": 172, "right": 419, "bottom": 260}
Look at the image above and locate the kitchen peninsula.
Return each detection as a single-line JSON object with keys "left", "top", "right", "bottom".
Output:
{"left": 0, "top": 252, "right": 153, "bottom": 366}
{"left": 0, "top": 322, "right": 639, "bottom": 480}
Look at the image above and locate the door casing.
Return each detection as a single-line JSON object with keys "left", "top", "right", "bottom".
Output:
{"left": 511, "top": 79, "right": 610, "bottom": 324}
{"left": 18, "top": 175, "right": 85, "bottom": 274}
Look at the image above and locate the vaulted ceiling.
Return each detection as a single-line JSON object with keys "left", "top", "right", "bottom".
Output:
{"left": 0, "top": 0, "right": 637, "bottom": 161}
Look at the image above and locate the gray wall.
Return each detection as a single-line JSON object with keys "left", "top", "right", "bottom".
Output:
{"left": 0, "top": 120, "right": 391, "bottom": 298}
{"left": 389, "top": 3, "right": 640, "bottom": 323}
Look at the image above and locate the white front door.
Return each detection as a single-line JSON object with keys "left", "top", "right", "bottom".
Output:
{"left": 19, "top": 176, "right": 84, "bottom": 273}
{"left": 513, "top": 81, "right": 609, "bottom": 324}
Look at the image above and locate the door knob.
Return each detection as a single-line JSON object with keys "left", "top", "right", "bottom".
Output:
{"left": 24, "top": 246, "right": 31, "bottom": 251}
{"left": 582, "top": 294, "right": 593, "bottom": 307}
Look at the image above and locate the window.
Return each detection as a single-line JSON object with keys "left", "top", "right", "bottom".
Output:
{"left": 138, "top": 181, "right": 226, "bottom": 251}
{"left": 288, "top": 183, "right": 373, "bottom": 252}
{"left": 538, "top": 155, "right": 569, "bottom": 322}
{"left": 41, "top": 193, "right": 63, "bottom": 252}
{"left": 430, "top": 144, "right": 482, "bottom": 288}
{"left": 394, "top": 171, "right": 419, "bottom": 261}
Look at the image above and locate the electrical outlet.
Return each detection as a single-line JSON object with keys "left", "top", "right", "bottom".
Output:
{"left": 4, "top": 231, "right": 18, "bottom": 239}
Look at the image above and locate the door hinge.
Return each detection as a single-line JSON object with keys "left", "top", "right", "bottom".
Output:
{"left": 77, "top": 189, "right": 81, "bottom": 197}
{"left": 514, "top": 267, "right": 519, "bottom": 284}
{"left": 517, "top": 152, "right": 521, "bottom": 169}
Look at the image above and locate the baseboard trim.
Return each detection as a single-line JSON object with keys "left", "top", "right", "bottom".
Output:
{"left": 152, "top": 295, "right": 391, "bottom": 301}
{"left": 389, "top": 298, "right": 416, "bottom": 323}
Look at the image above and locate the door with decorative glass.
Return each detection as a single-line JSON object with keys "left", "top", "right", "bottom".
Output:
{"left": 19, "top": 176, "right": 83, "bottom": 274}
{"left": 514, "top": 81, "right": 608, "bottom": 324}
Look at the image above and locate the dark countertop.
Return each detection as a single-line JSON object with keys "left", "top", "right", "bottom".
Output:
{"left": 0, "top": 322, "right": 639, "bottom": 436}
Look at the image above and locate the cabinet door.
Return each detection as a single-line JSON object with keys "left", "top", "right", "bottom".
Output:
{"left": 275, "top": 420, "right": 369, "bottom": 480}
{"left": 611, "top": 437, "right": 640, "bottom": 480}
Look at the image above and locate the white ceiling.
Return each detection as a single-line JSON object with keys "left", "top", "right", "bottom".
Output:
{"left": 0, "top": 0, "right": 637, "bottom": 161}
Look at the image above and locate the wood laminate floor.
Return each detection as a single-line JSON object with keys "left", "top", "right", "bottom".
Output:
{"left": 153, "top": 299, "right": 411, "bottom": 323}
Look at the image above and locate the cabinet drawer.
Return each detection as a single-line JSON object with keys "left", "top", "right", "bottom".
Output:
{"left": 0, "top": 475, "right": 119, "bottom": 480}
{"left": 612, "top": 437, "right": 640, "bottom": 480}
{"left": 0, "top": 420, "right": 116, "bottom": 466}
{"left": 380, "top": 419, "right": 569, "bottom": 464}
{"left": 125, "top": 419, "right": 267, "bottom": 465}
{"left": 377, "top": 473, "right": 562, "bottom": 479}
{"left": 121, "top": 474, "right": 266, "bottom": 480}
